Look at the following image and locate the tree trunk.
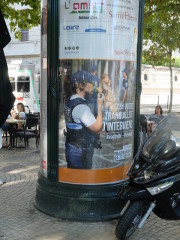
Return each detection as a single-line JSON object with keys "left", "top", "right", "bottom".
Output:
{"left": 169, "top": 50, "right": 173, "bottom": 113}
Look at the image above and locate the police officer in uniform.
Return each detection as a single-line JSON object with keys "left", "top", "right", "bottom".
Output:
{"left": 121, "top": 69, "right": 128, "bottom": 103}
{"left": 64, "top": 70, "right": 104, "bottom": 169}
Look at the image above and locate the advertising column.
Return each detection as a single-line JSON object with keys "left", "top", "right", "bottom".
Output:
{"left": 58, "top": 0, "right": 139, "bottom": 184}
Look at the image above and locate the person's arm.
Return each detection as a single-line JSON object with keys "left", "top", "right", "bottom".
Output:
{"left": 73, "top": 94, "right": 104, "bottom": 134}
{"left": 122, "top": 79, "right": 128, "bottom": 102}
{"left": 88, "top": 94, "right": 103, "bottom": 134}
{"left": 17, "top": 118, "right": 23, "bottom": 129}
{"left": 17, "top": 123, "right": 22, "bottom": 129}
{"left": 122, "top": 89, "right": 127, "bottom": 103}
{"left": 11, "top": 109, "right": 17, "bottom": 119}
{"left": 17, "top": 112, "right": 25, "bottom": 129}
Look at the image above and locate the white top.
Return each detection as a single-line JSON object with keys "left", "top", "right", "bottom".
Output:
{"left": 70, "top": 95, "right": 96, "bottom": 127}
{"left": 19, "top": 112, "right": 26, "bottom": 119}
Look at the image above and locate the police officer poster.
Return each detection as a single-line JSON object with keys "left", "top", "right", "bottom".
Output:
{"left": 58, "top": 0, "right": 140, "bottom": 184}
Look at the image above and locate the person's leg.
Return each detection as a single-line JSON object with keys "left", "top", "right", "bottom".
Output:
{"left": 2, "top": 123, "right": 8, "bottom": 132}
{"left": 81, "top": 144, "right": 94, "bottom": 169}
{"left": 65, "top": 143, "right": 83, "bottom": 169}
{"left": 2, "top": 123, "right": 9, "bottom": 142}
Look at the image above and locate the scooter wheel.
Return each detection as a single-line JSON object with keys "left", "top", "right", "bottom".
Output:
{"left": 115, "top": 201, "right": 146, "bottom": 240}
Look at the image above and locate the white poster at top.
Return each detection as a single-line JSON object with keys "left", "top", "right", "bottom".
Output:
{"left": 59, "top": 0, "right": 139, "bottom": 61}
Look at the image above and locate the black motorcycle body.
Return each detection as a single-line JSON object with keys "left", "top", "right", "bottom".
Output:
{"left": 115, "top": 114, "right": 180, "bottom": 240}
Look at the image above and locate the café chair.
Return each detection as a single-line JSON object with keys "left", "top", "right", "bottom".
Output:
{"left": 26, "top": 113, "right": 40, "bottom": 143}
{"left": 26, "top": 112, "right": 40, "bottom": 118}
{"left": 2, "top": 128, "right": 8, "bottom": 142}
{"left": 13, "top": 116, "right": 39, "bottom": 149}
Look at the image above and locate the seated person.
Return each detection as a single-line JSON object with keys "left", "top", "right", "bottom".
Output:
{"left": 147, "top": 105, "right": 164, "bottom": 135}
{"left": 149, "top": 105, "right": 164, "bottom": 124}
{"left": 11, "top": 103, "right": 26, "bottom": 129}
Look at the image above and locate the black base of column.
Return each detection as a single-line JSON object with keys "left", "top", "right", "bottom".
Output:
{"left": 35, "top": 172, "right": 128, "bottom": 221}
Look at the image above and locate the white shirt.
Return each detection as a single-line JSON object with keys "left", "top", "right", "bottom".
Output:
{"left": 70, "top": 95, "right": 96, "bottom": 127}
{"left": 19, "top": 112, "right": 26, "bottom": 119}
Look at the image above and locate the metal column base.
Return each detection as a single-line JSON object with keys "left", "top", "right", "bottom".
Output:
{"left": 35, "top": 172, "right": 128, "bottom": 221}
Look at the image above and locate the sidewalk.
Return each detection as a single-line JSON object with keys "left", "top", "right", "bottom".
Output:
{"left": 0, "top": 132, "right": 180, "bottom": 239}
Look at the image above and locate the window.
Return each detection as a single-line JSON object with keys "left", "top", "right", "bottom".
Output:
{"left": 17, "top": 76, "right": 30, "bottom": 92}
{"left": 21, "top": 29, "right": 29, "bottom": 41}
{"left": 175, "top": 76, "right": 178, "bottom": 82}
{"left": 9, "top": 77, "right": 15, "bottom": 91}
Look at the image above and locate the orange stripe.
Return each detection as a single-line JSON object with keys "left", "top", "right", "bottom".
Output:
{"left": 58, "top": 164, "right": 131, "bottom": 184}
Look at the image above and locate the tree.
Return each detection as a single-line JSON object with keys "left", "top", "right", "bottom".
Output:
{"left": 0, "top": 1, "right": 40, "bottom": 39}
{"left": 143, "top": 0, "right": 180, "bottom": 112}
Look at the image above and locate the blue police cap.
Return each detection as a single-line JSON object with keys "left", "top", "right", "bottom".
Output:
{"left": 90, "top": 65, "right": 98, "bottom": 73}
{"left": 71, "top": 70, "right": 91, "bottom": 84}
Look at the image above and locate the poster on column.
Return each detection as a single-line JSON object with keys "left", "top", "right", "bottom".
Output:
{"left": 58, "top": 0, "right": 140, "bottom": 184}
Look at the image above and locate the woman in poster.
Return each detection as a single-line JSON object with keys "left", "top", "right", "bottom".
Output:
{"left": 64, "top": 70, "right": 104, "bottom": 169}
{"left": 99, "top": 73, "right": 117, "bottom": 113}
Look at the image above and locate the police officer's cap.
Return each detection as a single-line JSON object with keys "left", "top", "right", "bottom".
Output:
{"left": 71, "top": 70, "right": 91, "bottom": 84}
{"left": 122, "top": 69, "right": 128, "bottom": 75}
{"left": 90, "top": 65, "right": 98, "bottom": 73}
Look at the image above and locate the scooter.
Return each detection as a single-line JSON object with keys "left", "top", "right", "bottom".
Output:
{"left": 115, "top": 114, "right": 180, "bottom": 240}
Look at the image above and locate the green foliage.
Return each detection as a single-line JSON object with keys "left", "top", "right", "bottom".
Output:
{"left": 0, "top": 1, "right": 40, "bottom": 39}
{"left": 143, "top": 0, "right": 180, "bottom": 66}
{"left": 174, "top": 58, "right": 180, "bottom": 68}
{"left": 142, "top": 55, "right": 180, "bottom": 68}
{"left": 143, "top": 0, "right": 180, "bottom": 111}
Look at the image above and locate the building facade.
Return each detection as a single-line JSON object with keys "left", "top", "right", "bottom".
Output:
{"left": 4, "top": 19, "right": 40, "bottom": 73}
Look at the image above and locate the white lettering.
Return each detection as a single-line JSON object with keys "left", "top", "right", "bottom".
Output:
{"left": 103, "top": 120, "right": 133, "bottom": 132}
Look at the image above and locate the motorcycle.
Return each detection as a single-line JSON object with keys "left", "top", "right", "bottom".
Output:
{"left": 115, "top": 114, "right": 180, "bottom": 240}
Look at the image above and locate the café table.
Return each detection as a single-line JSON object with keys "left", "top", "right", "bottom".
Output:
{"left": 5, "top": 118, "right": 26, "bottom": 149}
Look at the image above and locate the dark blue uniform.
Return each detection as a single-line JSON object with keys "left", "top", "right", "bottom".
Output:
{"left": 64, "top": 97, "right": 98, "bottom": 169}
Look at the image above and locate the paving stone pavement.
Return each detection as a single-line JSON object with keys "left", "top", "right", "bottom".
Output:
{"left": 1, "top": 138, "right": 180, "bottom": 240}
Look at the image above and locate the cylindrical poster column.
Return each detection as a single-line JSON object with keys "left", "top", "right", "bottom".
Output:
{"left": 35, "top": 0, "right": 145, "bottom": 221}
